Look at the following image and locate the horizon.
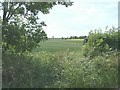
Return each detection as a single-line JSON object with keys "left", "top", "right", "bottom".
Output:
{"left": 0, "top": 1, "right": 119, "bottom": 38}
{"left": 39, "top": 0, "right": 118, "bottom": 38}
{"left": 48, "top": 35, "right": 88, "bottom": 39}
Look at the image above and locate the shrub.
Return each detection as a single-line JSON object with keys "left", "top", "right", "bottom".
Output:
{"left": 2, "top": 52, "right": 57, "bottom": 88}
{"left": 83, "top": 27, "right": 119, "bottom": 57}
{"left": 2, "top": 50, "right": 118, "bottom": 88}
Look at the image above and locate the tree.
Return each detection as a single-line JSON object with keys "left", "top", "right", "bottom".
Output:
{"left": 1, "top": 1, "right": 73, "bottom": 54}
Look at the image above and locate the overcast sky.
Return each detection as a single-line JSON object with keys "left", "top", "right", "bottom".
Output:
{"left": 0, "top": 1, "right": 119, "bottom": 38}
{"left": 39, "top": 0, "right": 119, "bottom": 38}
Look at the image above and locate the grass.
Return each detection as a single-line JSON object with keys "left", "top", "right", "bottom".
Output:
{"left": 3, "top": 38, "right": 118, "bottom": 88}
{"left": 32, "top": 39, "right": 84, "bottom": 53}
{"left": 31, "top": 38, "right": 118, "bottom": 88}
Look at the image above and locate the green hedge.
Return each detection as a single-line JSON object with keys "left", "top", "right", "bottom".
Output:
{"left": 2, "top": 51, "right": 118, "bottom": 88}
{"left": 83, "top": 27, "right": 119, "bottom": 57}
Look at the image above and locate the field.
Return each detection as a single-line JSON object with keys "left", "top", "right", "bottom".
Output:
{"left": 3, "top": 38, "right": 118, "bottom": 88}
{"left": 2, "top": 2, "right": 119, "bottom": 88}
{"left": 32, "top": 39, "right": 84, "bottom": 53}
{"left": 30, "top": 38, "right": 118, "bottom": 88}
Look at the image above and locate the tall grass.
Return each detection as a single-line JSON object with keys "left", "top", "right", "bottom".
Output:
{"left": 3, "top": 50, "right": 118, "bottom": 88}
{"left": 2, "top": 28, "right": 119, "bottom": 88}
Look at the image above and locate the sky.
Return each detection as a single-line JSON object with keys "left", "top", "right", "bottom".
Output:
{"left": 0, "top": 0, "right": 119, "bottom": 38}
{"left": 38, "top": 0, "right": 119, "bottom": 38}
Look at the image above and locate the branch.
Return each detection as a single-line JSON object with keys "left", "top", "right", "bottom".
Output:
{"left": 6, "top": 2, "right": 14, "bottom": 20}
{"left": 2, "top": 2, "right": 8, "bottom": 24}
{"left": 6, "top": 2, "right": 23, "bottom": 20}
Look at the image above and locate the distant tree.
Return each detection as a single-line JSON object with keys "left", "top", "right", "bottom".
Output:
{"left": 69, "top": 36, "right": 72, "bottom": 39}
{"left": 74, "top": 36, "right": 78, "bottom": 39}
{"left": 52, "top": 36, "right": 54, "bottom": 39}
{"left": 79, "top": 36, "right": 87, "bottom": 39}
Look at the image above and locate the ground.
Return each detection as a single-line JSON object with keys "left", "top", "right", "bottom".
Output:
{"left": 32, "top": 38, "right": 84, "bottom": 53}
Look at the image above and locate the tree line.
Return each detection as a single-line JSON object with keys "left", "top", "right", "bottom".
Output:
{"left": 61, "top": 35, "right": 87, "bottom": 39}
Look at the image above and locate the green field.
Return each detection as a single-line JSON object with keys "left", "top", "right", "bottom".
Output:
{"left": 2, "top": 2, "right": 119, "bottom": 88}
{"left": 32, "top": 39, "right": 84, "bottom": 53}
{"left": 3, "top": 39, "right": 118, "bottom": 88}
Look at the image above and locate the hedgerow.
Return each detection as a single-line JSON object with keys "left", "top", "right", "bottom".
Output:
{"left": 83, "top": 27, "right": 119, "bottom": 57}
{"left": 2, "top": 27, "right": 119, "bottom": 88}
{"left": 2, "top": 50, "right": 118, "bottom": 88}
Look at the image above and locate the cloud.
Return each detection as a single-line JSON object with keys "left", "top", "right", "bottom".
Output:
{"left": 40, "top": 0, "right": 118, "bottom": 38}
{"left": 76, "top": 0, "right": 119, "bottom": 3}
{"left": 72, "top": 16, "right": 87, "bottom": 23}
{"left": 42, "top": 22, "right": 65, "bottom": 38}
{"left": 85, "top": 8, "right": 97, "bottom": 15}
{"left": 42, "top": 21, "right": 88, "bottom": 38}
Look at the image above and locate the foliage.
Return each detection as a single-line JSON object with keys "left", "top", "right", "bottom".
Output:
{"left": 2, "top": 1, "right": 118, "bottom": 88}
{"left": 83, "top": 27, "right": 119, "bottom": 57}
{"left": 2, "top": 53, "right": 55, "bottom": 88}
{"left": 2, "top": 38, "right": 118, "bottom": 88}
{"left": 69, "top": 36, "right": 87, "bottom": 39}
{"left": 3, "top": 50, "right": 118, "bottom": 88}
{"left": 1, "top": 1, "right": 73, "bottom": 54}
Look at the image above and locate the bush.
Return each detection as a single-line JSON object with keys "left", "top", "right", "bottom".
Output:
{"left": 2, "top": 50, "right": 118, "bottom": 88}
{"left": 2, "top": 52, "right": 57, "bottom": 88}
{"left": 54, "top": 51, "right": 118, "bottom": 88}
{"left": 83, "top": 27, "right": 119, "bottom": 57}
